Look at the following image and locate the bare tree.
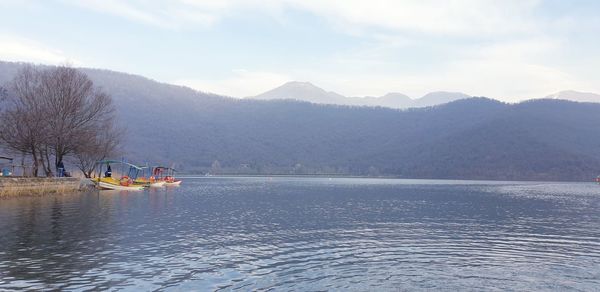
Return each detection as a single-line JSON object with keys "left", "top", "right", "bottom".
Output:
{"left": 39, "top": 65, "right": 116, "bottom": 175}
{"left": 0, "top": 65, "right": 122, "bottom": 177}
{"left": 73, "top": 120, "right": 123, "bottom": 178}
{"left": 0, "top": 66, "right": 49, "bottom": 176}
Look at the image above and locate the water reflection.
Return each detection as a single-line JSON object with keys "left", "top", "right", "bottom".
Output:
{"left": 1, "top": 177, "right": 600, "bottom": 290}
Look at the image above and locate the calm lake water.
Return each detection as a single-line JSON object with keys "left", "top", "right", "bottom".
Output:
{"left": 1, "top": 177, "right": 600, "bottom": 291}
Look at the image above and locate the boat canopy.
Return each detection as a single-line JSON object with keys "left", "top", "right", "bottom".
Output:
{"left": 154, "top": 166, "right": 176, "bottom": 172}
{"left": 96, "top": 160, "right": 144, "bottom": 170}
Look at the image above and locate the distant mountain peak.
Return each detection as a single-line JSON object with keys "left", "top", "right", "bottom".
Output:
{"left": 283, "top": 81, "right": 317, "bottom": 87}
{"left": 412, "top": 91, "right": 471, "bottom": 107}
{"left": 420, "top": 91, "right": 470, "bottom": 98}
{"left": 275, "top": 81, "right": 321, "bottom": 91}
{"left": 380, "top": 92, "right": 412, "bottom": 100}
{"left": 546, "top": 90, "right": 600, "bottom": 103}
{"left": 252, "top": 81, "right": 345, "bottom": 104}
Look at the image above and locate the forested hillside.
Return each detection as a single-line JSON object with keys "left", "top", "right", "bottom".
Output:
{"left": 2, "top": 61, "right": 600, "bottom": 181}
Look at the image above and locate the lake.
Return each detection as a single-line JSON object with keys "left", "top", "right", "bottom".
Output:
{"left": 1, "top": 177, "right": 600, "bottom": 290}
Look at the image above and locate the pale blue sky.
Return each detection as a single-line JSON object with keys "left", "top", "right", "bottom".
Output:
{"left": 1, "top": 0, "right": 600, "bottom": 101}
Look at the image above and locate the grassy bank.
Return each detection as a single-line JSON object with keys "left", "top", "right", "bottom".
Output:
{"left": 0, "top": 177, "right": 83, "bottom": 197}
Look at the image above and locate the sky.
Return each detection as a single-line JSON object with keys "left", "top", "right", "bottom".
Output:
{"left": 1, "top": 0, "right": 600, "bottom": 101}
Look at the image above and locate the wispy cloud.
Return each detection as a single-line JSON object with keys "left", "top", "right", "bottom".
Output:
{"left": 289, "top": 0, "right": 542, "bottom": 37}
{"left": 0, "top": 35, "right": 80, "bottom": 65}
{"left": 64, "top": 0, "right": 543, "bottom": 36}
{"left": 64, "top": 0, "right": 229, "bottom": 29}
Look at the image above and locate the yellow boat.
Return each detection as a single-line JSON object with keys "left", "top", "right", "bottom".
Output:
{"left": 92, "top": 160, "right": 148, "bottom": 191}
{"left": 93, "top": 177, "right": 146, "bottom": 191}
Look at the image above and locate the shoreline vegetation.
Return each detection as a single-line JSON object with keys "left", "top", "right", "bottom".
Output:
{"left": 0, "top": 177, "right": 83, "bottom": 197}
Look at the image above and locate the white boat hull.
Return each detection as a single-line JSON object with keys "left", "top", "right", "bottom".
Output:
{"left": 165, "top": 180, "right": 182, "bottom": 186}
{"left": 96, "top": 181, "right": 145, "bottom": 191}
{"left": 150, "top": 181, "right": 166, "bottom": 187}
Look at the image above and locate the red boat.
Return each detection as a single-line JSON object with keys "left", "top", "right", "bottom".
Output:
{"left": 153, "top": 166, "right": 182, "bottom": 186}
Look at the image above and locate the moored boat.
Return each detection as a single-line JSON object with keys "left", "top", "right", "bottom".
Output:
{"left": 144, "top": 166, "right": 166, "bottom": 187}
{"left": 92, "top": 160, "right": 148, "bottom": 191}
{"left": 154, "top": 166, "right": 182, "bottom": 186}
{"left": 94, "top": 177, "right": 146, "bottom": 191}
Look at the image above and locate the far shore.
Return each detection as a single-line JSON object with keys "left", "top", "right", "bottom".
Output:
{"left": 177, "top": 174, "right": 593, "bottom": 183}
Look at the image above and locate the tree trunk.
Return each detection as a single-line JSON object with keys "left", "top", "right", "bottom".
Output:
{"left": 55, "top": 152, "right": 62, "bottom": 174}
{"left": 31, "top": 148, "right": 39, "bottom": 177}
{"left": 43, "top": 148, "right": 53, "bottom": 177}
{"left": 20, "top": 152, "right": 26, "bottom": 177}
{"left": 55, "top": 153, "right": 64, "bottom": 177}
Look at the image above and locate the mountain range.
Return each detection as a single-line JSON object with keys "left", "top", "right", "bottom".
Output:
{"left": 251, "top": 81, "right": 600, "bottom": 108}
{"left": 2, "top": 61, "right": 600, "bottom": 181}
{"left": 250, "top": 81, "right": 471, "bottom": 108}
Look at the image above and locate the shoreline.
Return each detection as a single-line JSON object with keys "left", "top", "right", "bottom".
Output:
{"left": 0, "top": 177, "right": 84, "bottom": 197}
{"left": 178, "top": 174, "right": 593, "bottom": 184}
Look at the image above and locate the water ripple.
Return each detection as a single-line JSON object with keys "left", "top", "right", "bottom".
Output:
{"left": 1, "top": 178, "right": 600, "bottom": 290}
